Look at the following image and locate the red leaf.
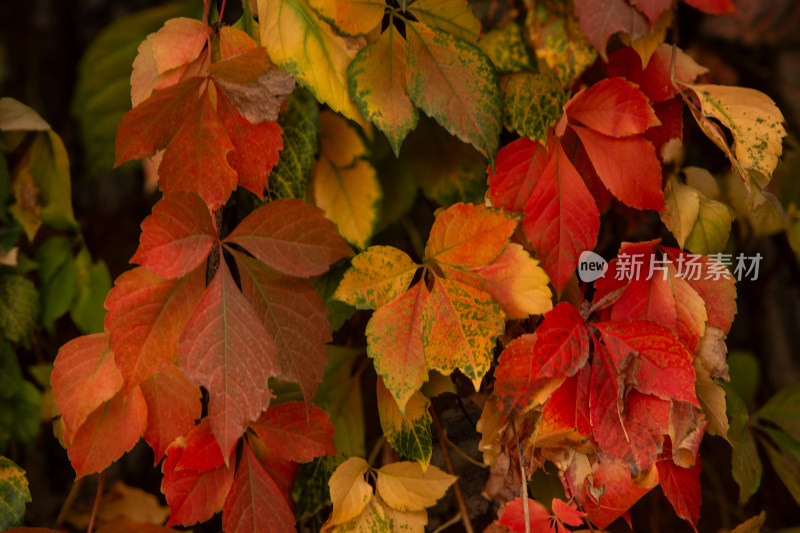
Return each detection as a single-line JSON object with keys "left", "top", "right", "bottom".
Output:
{"left": 222, "top": 442, "right": 295, "bottom": 533}
{"left": 565, "top": 79, "right": 659, "bottom": 138}
{"left": 140, "top": 364, "right": 202, "bottom": 463}
{"left": 487, "top": 138, "right": 547, "bottom": 213}
{"left": 51, "top": 333, "right": 123, "bottom": 441}
{"left": 682, "top": 0, "right": 733, "bottom": 14}
{"left": 115, "top": 77, "right": 205, "bottom": 165}
{"left": 657, "top": 437, "right": 702, "bottom": 530}
{"left": 551, "top": 498, "right": 585, "bottom": 527}
{"left": 157, "top": 87, "right": 237, "bottom": 209}
{"left": 248, "top": 435, "right": 299, "bottom": 501}
{"left": 494, "top": 303, "right": 590, "bottom": 419}
{"left": 498, "top": 497, "right": 556, "bottom": 533}
{"left": 224, "top": 199, "right": 352, "bottom": 277}
{"left": 68, "top": 387, "right": 147, "bottom": 478}
{"left": 571, "top": 125, "right": 664, "bottom": 211}
{"left": 215, "top": 91, "right": 282, "bottom": 199}
{"left": 594, "top": 319, "right": 697, "bottom": 406}
{"left": 645, "top": 97, "right": 684, "bottom": 159}
{"left": 234, "top": 252, "right": 331, "bottom": 405}
{"left": 249, "top": 402, "right": 336, "bottom": 463}
{"left": 131, "top": 192, "right": 217, "bottom": 279}
{"left": 523, "top": 138, "right": 599, "bottom": 293}
{"left": 631, "top": 0, "right": 672, "bottom": 25}
{"left": 105, "top": 266, "right": 206, "bottom": 392}
{"left": 179, "top": 260, "right": 279, "bottom": 457}
{"left": 581, "top": 454, "right": 657, "bottom": 528}
{"left": 162, "top": 434, "right": 234, "bottom": 527}
{"left": 538, "top": 365, "right": 592, "bottom": 440}
{"left": 174, "top": 418, "right": 226, "bottom": 473}
{"left": 574, "top": 0, "right": 650, "bottom": 59}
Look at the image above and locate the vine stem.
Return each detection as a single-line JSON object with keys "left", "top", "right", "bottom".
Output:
{"left": 510, "top": 419, "right": 530, "bottom": 533}
{"left": 86, "top": 472, "right": 104, "bottom": 533}
{"left": 55, "top": 477, "right": 83, "bottom": 527}
{"left": 430, "top": 406, "right": 474, "bottom": 533}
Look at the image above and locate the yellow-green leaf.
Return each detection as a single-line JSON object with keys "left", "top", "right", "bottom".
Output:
{"left": 684, "top": 83, "right": 786, "bottom": 190}
{"left": 408, "top": 0, "right": 481, "bottom": 43}
{"left": 365, "top": 281, "right": 429, "bottom": 412}
{"left": 259, "top": 0, "right": 364, "bottom": 123}
{"left": 422, "top": 277, "right": 504, "bottom": 391}
{"left": 334, "top": 246, "right": 419, "bottom": 310}
{"left": 424, "top": 203, "right": 518, "bottom": 269}
{"left": 315, "top": 346, "right": 366, "bottom": 457}
{"left": 375, "top": 461, "right": 456, "bottom": 512}
{"left": 478, "top": 20, "right": 535, "bottom": 73}
{"left": 661, "top": 175, "right": 701, "bottom": 249}
{"left": 326, "top": 495, "right": 428, "bottom": 533}
{"left": 405, "top": 23, "right": 501, "bottom": 161}
{"left": 348, "top": 25, "right": 418, "bottom": 157}
{"left": 0, "top": 457, "right": 31, "bottom": 529}
{"left": 444, "top": 243, "right": 552, "bottom": 319}
{"left": 502, "top": 72, "right": 566, "bottom": 144}
{"left": 325, "top": 457, "right": 373, "bottom": 527}
{"left": 377, "top": 377, "right": 432, "bottom": 470}
{"left": 684, "top": 197, "right": 733, "bottom": 255}
{"left": 307, "top": 0, "right": 385, "bottom": 36}
{"left": 313, "top": 156, "right": 381, "bottom": 249}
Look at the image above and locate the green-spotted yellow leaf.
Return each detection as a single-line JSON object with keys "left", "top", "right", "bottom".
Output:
{"left": 502, "top": 72, "right": 567, "bottom": 143}
{"left": 0, "top": 457, "right": 31, "bottom": 529}
{"left": 526, "top": 1, "right": 597, "bottom": 84}
{"left": 0, "top": 274, "right": 39, "bottom": 346}
{"left": 334, "top": 246, "right": 419, "bottom": 310}
{"left": 478, "top": 20, "right": 534, "bottom": 73}
{"left": 375, "top": 461, "right": 456, "bottom": 512}
{"left": 422, "top": 277, "right": 504, "bottom": 391}
{"left": 405, "top": 23, "right": 501, "bottom": 162}
{"left": 377, "top": 377, "right": 432, "bottom": 471}
{"left": 258, "top": 0, "right": 364, "bottom": 123}
{"left": 348, "top": 25, "right": 418, "bottom": 157}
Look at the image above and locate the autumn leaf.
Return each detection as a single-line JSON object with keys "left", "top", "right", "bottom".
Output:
{"left": 580, "top": 454, "right": 658, "bottom": 528}
{"left": 104, "top": 266, "right": 206, "bottom": 392}
{"left": 573, "top": 0, "right": 650, "bottom": 59}
{"left": 318, "top": 110, "right": 366, "bottom": 168}
{"left": 325, "top": 457, "right": 373, "bottom": 527}
{"left": 408, "top": 0, "right": 481, "bottom": 43}
{"left": 377, "top": 378, "right": 433, "bottom": 471}
{"left": 348, "top": 25, "right": 418, "bottom": 156}
{"left": 179, "top": 260, "right": 279, "bottom": 458}
{"left": 478, "top": 21, "right": 534, "bottom": 74}
{"left": 405, "top": 22, "right": 501, "bottom": 161}
{"left": 502, "top": 72, "right": 566, "bottom": 143}
{"left": 375, "top": 461, "right": 456, "bottom": 512}
{"left": 258, "top": 0, "right": 364, "bottom": 123}
{"left": 248, "top": 401, "right": 336, "bottom": 463}
{"left": 0, "top": 457, "right": 31, "bottom": 529}
{"left": 222, "top": 441, "right": 295, "bottom": 533}
{"left": 333, "top": 246, "right": 419, "bottom": 310}
{"left": 525, "top": 1, "right": 596, "bottom": 84}
{"left": 223, "top": 198, "right": 352, "bottom": 277}
{"left": 656, "top": 438, "right": 702, "bottom": 530}
{"left": 487, "top": 137, "right": 548, "bottom": 213}
{"left": 269, "top": 88, "right": 321, "bottom": 199}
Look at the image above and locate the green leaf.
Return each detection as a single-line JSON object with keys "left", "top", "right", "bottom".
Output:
{"left": 684, "top": 197, "right": 733, "bottom": 255}
{"left": 478, "top": 21, "right": 535, "bottom": 74}
{"left": 314, "top": 346, "right": 365, "bottom": 457}
{"left": 0, "top": 273, "right": 39, "bottom": 345}
{"left": 726, "top": 387, "right": 762, "bottom": 505}
{"left": 348, "top": 25, "right": 418, "bottom": 157}
{"left": 0, "top": 343, "right": 38, "bottom": 450}
{"left": 727, "top": 351, "right": 761, "bottom": 406}
{"left": 377, "top": 378, "right": 432, "bottom": 470}
{"left": 0, "top": 456, "right": 31, "bottom": 529}
{"left": 70, "top": 246, "right": 111, "bottom": 334}
{"left": 269, "top": 88, "right": 320, "bottom": 199}
{"left": 316, "top": 263, "right": 357, "bottom": 332}
{"left": 292, "top": 455, "right": 343, "bottom": 520}
{"left": 756, "top": 382, "right": 800, "bottom": 442}
{"left": 502, "top": 72, "right": 566, "bottom": 144}
{"left": 760, "top": 427, "right": 800, "bottom": 506}
{"left": 72, "top": 1, "right": 199, "bottom": 177}
{"left": 405, "top": 23, "right": 502, "bottom": 162}
{"left": 36, "top": 237, "right": 76, "bottom": 333}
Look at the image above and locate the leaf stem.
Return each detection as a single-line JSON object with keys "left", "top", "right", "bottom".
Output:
{"left": 510, "top": 419, "right": 530, "bottom": 533}
{"left": 55, "top": 477, "right": 83, "bottom": 528}
{"left": 431, "top": 406, "right": 475, "bottom": 533}
{"left": 401, "top": 217, "right": 425, "bottom": 261}
{"left": 443, "top": 435, "right": 488, "bottom": 469}
{"left": 86, "top": 472, "right": 104, "bottom": 533}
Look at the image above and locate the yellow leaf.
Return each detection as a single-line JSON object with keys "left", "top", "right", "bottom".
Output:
{"left": 379, "top": 497, "right": 428, "bottom": 532}
{"left": 422, "top": 277, "right": 505, "bottom": 391}
{"left": 259, "top": 0, "right": 365, "bottom": 123}
{"left": 684, "top": 83, "right": 786, "bottom": 190}
{"left": 377, "top": 378, "right": 432, "bottom": 471}
{"left": 478, "top": 21, "right": 535, "bottom": 73}
{"left": 319, "top": 110, "right": 367, "bottom": 167}
{"left": 424, "top": 203, "right": 518, "bottom": 269}
{"left": 661, "top": 175, "right": 701, "bottom": 249}
{"left": 621, "top": 10, "right": 672, "bottom": 68}
{"left": 408, "top": 0, "right": 481, "bottom": 43}
{"left": 348, "top": 25, "right": 418, "bottom": 156}
{"left": 375, "top": 461, "right": 456, "bottom": 512}
{"left": 334, "top": 246, "right": 419, "bottom": 310}
{"left": 444, "top": 243, "right": 553, "bottom": 319}
{"left": 307, "top": 0, "right": 385, "bottom": 36}
{"left": 405, "top": 23, "right": 502, "bottom": 161}
{"left": 695, "top": 351, "right": 730, "bottom": 440}
{"left": 730, "top": 511, "right": 766, "bottom": 533}
{"left": 0, "top": 97, "right": 50, "bottom": 131}
{"left": 326, "top": 496, "right": 428, "bottom": 533}
{"left": 325, "top": 457, "right": 373, "bottom": 527}
{"left": 312, "top": 156, "right": 381, "bottom": 249}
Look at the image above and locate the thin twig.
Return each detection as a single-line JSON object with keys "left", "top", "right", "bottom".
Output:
{"left": 86, "top": 472, "right": 104, "bottom": 533}
{"left": 431, "top": 406, "right": 474, "bottom": 533}
{"left": 510, "top": 419, "right": 530, "bottom": 533}
{"left": 366, "top": 436, "right": 386, "bottom": 467}
{"left": 55, "top": 477, "right": 84, "bottom": 527}
{"left": 444, "top": 435, "right": 488, "bottom": 469}
{"left": 431, "top": 512, "right": 462, "bottom": 533}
